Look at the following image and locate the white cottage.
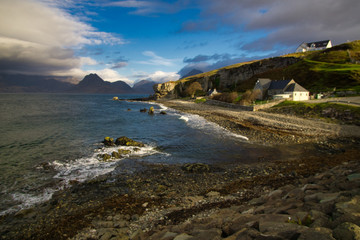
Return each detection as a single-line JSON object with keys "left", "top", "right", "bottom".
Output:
{"left": 254, "top": 78, "right": 309, "bottom": 101}
{"left": 296, "top": 40, "right": 332, "bottom": 53}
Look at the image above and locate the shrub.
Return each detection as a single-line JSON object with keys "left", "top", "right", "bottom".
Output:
{"left": 185, "top": 82, "right": 203, "bottom": 98}
{"left": 239, "top": 89, "right": 261, "bottom": 105}
{"left": 211, "top": 92, "right": 238, "bottom": 103}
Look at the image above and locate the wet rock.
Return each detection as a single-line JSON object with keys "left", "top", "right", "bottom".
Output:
{"left": 149, "top": 106, "right": 155, "bottom": 115}
{"left": 173, "top": 233, "right": 194, "bottom": 240}
{"left": 140, "top": 108, "right": 147, "bottom": 113}
{"left": 206, "top": 191, "right": 220, "bottom": 198}
{"left": 115, "top": 136, "right": 145, "bottom": 147}
{"left": 118, "top": 149, "right": 131, "bottom": 155}
{"left": 347, "top": 173, "right": 360, "bottom": 182}
{"left": 112, "top": 151, "right": 121, "bottom": 159}
{"left": 191, "top": 228, "right": 222, "bottom": 240}
{"left": 182, "top": 163, "right": 210, "bottom": 173}
{"left": 103, "top": 137, "right": 115, "bottom": 146}
{"left": 160, "top": 111, "right": 167, "bottom": 115}
{"left": 333, "top": 222, "right": 360, "bottom": 240}
{"left": 98, "top": 153, "right": 112, "bottom": 162}
{"left": 297, "top": 227, "right": 335, "bottom": 240}
{"left": 161, "top": 231, "right": 178, "bottom": 240}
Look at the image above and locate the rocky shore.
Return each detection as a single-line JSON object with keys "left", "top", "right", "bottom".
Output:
{"left": 158, "top": 99, "right": 360, "bottom": 145}
{"left": 1, "top": 99, "right": 359, "bottom": 240}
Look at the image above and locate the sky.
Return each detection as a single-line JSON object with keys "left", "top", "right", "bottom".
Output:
{"left": 0, "top": 0, "right": 359, "bottom": 86}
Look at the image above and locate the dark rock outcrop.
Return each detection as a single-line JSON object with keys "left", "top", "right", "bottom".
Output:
{"left": 115, "top": 136, "right": 145, "bottom": 147}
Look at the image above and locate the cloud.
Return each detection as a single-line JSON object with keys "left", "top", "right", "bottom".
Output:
{"left": 138, "top": 51, "right": 178, "bottom": 66}
{"left": 0, "top": 0, "right": 124, "bottom": 78}
{"left": 146, "top": 71, "right": 180, "bottom": 83}
{"left": 111, "top": 61, "right": 128, "bottom": 69}
{"left": 105, "top": 0, "right": 189, "bottom": 15}
{"left": 132, "top": 70, "right": 180, "bottom": 83}
{"left": 178, "top": 52, "right": 265, "bottom": 78}
{"left": 183, "top": 53, "right": 234, "bottom": 63}
{"left": 183, "top": 0, "right": 360, "bottom": 51}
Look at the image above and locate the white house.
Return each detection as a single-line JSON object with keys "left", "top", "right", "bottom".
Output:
{"left": 296, "top": 40, "right": 332, "bottom": 53}
{"left": 254, "top": 78, "right": 310, "bottom": 101}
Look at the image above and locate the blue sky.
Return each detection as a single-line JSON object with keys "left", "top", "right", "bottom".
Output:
{"left": 1, "top": 0, "right": 359, "bottom": 85}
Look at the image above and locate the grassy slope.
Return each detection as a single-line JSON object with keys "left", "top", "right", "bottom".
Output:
{"left": 176, "top": 40, "right": 360, "bottom": 92}
{"left": 266, "top": 101, "right": 360, "bottom": 125}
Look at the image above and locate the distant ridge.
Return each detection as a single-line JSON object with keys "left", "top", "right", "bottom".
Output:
{"left": 181, "top": 69, "right": 203, "bottom": 79}
{"left": 0, "top": 73, "right": 154, "bottom": 94}
{"left": 133, "top": 80, "right": 156, "bottom": 94}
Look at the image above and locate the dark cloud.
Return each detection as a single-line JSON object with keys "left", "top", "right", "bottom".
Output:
{"left": 111, "top": 61, "right": 128, "bottom": 69}
{"left": 178, "top": 53, "right": 264, "bottom": 78}
{"left": 183, "top": 53, "right": 234, "bottom": 63}
{"left": 179, "top": 40, "right": 208, "bottom": 50}
{"left": 183, "top": 0, "right": 360, "bottom": 52}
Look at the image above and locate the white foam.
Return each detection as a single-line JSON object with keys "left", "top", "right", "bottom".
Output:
{"left": 157, "top": 103, "right": 168, "bottom": 111}
{"left": 0, "top": 144, "right": 160, "bottom": 216}
{"left": 179, "top": 116, "right": 189, "bottom": 122}
{"left": 0, "top": 187, "right": 61, "bottom": 216}
{"left": 53, "top": 145, "right": 159, "bottom": 184}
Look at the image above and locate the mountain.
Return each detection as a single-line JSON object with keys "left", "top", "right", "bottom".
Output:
{"left": 181, "top": 69, "right": 203, "bottom": 79}
{"left": 72, "top": 73, "right": 133, "bottom": 94}
{"left": 154, "top": 40, "right": 360, "bottom": 99}
{"left": 0, "top": 74, "right": 73, "bottom": 93}
{"left": 0, "top": 73, "right": 135, "bottom": 94}
{"left": 133, "top": 80, "right": 156, "bottom": 94}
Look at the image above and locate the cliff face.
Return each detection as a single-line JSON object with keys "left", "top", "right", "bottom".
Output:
{"left": 153, "top": 57, "right": 300, "bottom": 99}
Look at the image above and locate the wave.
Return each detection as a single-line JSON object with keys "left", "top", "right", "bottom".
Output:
{"left": 52, "top": 144, "right": 158, "bottom": 184}
{"left": 1, "top": 143, "right": 159, "bottom": 216}
{"left": 150, "top": 103, "right": 249, "bottom": 141}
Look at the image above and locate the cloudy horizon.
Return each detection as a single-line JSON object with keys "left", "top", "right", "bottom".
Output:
{"left": 1, "top": 0, "right": 359, "bottom": 85}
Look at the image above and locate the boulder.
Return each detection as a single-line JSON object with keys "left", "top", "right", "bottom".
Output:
{"left": 118, "top": 149, "right": 131, "bottom": 155}
{"left": 182, "top": 163, "right": 210, "bottom": 173}
{"left": 160, "top": 111, "right": 167, "bottom": 115}
{"left": 149, "top": 106, "right": 155, "bottom": 114}
{"left": 115, "top": 136, "right": 145, "bottom": 147}
{"left": 98, "top": 153, "right": 112, "bottom": 162}
{"left": 333, "top": 222, "right": 360, "bottom": 240}
{"left": 140, "top": 108, "right": 147, "bottom": 112}
{"left": 111, "top": 151, "right": 121, "bottom": 159}
{"left": 103, "top": 137, "right": 115, "bottom": 146}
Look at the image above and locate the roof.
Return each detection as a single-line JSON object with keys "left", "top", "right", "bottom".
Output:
{"left": 268, "top": 80, "right": 293, "bottom": 90}
{"left": 285, "top": 83, "right": 308, "bottom": 92}
{"left": 306, "top": 40, "right": 331, "bottom": 48}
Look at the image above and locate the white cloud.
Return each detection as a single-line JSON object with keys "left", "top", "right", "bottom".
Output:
{"left": 80, "top": 57, "right": 98, "bottom": 66}
{"left": 147, "top": 71, "right": 180, "bottom": 83}
{"left": 105, "top": 0, "right": 188, "bottom": 15}
{"left": 138, "top": 51, "right": 178, "bottom": 66}
{"left": 0, "top": 0, "right": 124, "bottom": 78}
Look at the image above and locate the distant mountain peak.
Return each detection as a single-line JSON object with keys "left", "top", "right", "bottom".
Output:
{"left": 79, "top": 73, "right": 104, "bottom": 86}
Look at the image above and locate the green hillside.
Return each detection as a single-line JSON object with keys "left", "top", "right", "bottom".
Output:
{"left": 178, "top": 40, "right": 360, "bottom": 93}
{"left": 284, "top": 41, "right": 360, "bottom": 91}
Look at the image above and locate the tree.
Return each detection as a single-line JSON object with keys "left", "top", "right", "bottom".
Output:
{"left": 185, "top": 82, "right": 203, "bottom": 98}
{"left": 239, "top": 89, "right": 261, "bottom": 105}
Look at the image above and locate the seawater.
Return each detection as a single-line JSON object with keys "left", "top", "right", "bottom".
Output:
{"left": 0, "top": 93, "right": 269, "bottom": 215}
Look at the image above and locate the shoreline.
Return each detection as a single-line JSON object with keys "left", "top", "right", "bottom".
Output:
{"left": 1, "top": 99, "right": 360, "bottom": 239}
{"left": 157, "top": 99, "right": 360, "bottom": 145}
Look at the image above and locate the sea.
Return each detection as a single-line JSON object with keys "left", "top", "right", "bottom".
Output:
{"left": 0, "top": 93, "right": 281, "bottom": 216}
